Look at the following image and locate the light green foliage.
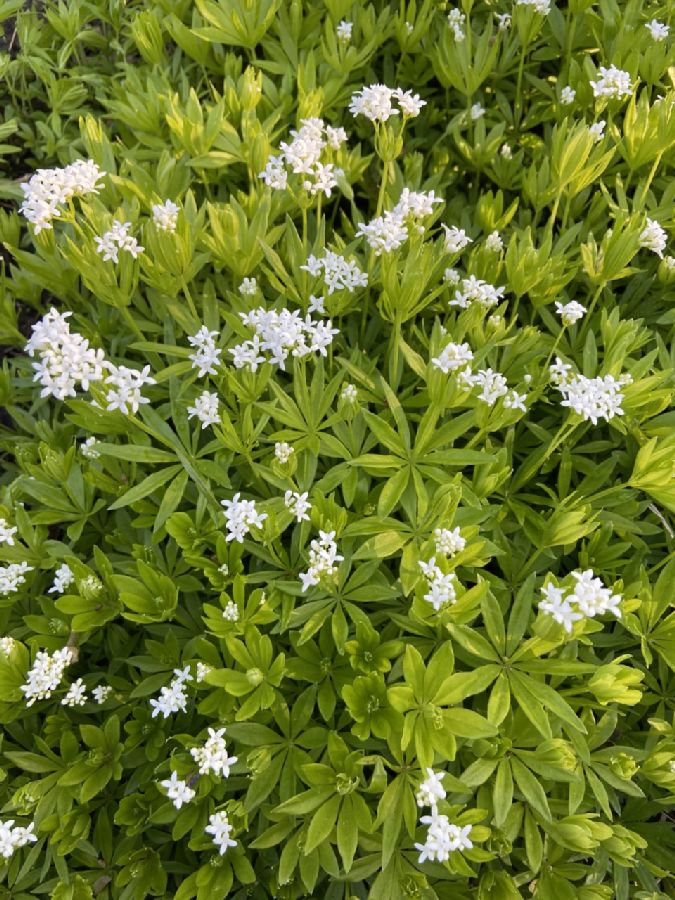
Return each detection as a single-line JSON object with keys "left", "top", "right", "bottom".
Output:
{"left": 0, "top": 0, "right": 675, "bottom": 898}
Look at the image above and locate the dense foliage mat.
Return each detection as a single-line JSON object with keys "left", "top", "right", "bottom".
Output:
{"left": 1, "top": 0, "right": 675, "bottom": 897}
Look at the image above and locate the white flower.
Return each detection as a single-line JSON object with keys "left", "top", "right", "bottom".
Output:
{"left": 495, "top": 12, "right": 511, "bottom": 30}
{"left": 470, "top": 103, "right": 485, "bottom": 121}
{"left": 639, "top": 217, "right": 667, "bottom": 258}
{"left": 442, "top": 225, "right": 472, "bottom": 254}
{"left": 299, "top": 530, "right": 344, "bottom": 591}
{"left": 415, "top": 806, "right": 473, "bottom": 863}
{"left": 259, "top": 154, "right": 288, "bottom": 190}
{"left": 149, "top": 669, "right": 192, "bottom": 718}
{"left": 664, "top": 255, "right": 675, "bottom": 272}
{"left": 196, "top": 662, "right": 211, "bottom": 682}
{"left": 431, "top": 341, "right": 473, "bottom": 374}
{"left": 190, "top": 727, "right": 238, "bottom": 777}
{"left": 94, "top": 220, "right": 144, "bottom": 263}
{"left": 516, "top": 0, "right": 551, "bottom": 13}
{"left": 451, "top": 275, "right": 505, "bottom": 309}
{"left": 357, "top": 211, "right": 408, "bottom": 255}
{"left": 188, "top": 326, "right": 222, "bottom": 377}
{"left": 92, "top": 684, "right": 112, "bottom": 703}
{"left": 418, "top": 557, "right": 458, "bottom": 611}
{"left": 447, "top": 9, "right": 465, "bottom": 41}
{"left": 555, "top": 300, "right": 586, "bottom": 325}
{"left": 503, "top": 390, "right": 527, "bottom": 412}
{"left": 0, "top": 518, "right": 17, "bottom": 546}
{"left": 325, "top": 126, "right": 348, "bottom": 149}
{"left": 238, "top": 277, "right": 258, "bottom": 296}
{"left": 393, "top": 88, "right": 426, "bottom": 117}
{"left": 104, "top": 364, "right": 155, "bottom": 415}
{"left": 80, "top": 436, "right": 100, "bottom": 459}
{"left": 0, "top": 562, "right": 32, "bottom": 597}
{"left": 485, "top": 231, "right": 503, "bottom": 252}
{"left": 337, "top": 19, "right": 352, "bottom": 42}
{"left": 221, "top": 493, "right": 267, "bottom": 543}
{"left": 0, "top": 819, "right": 37, "bottom": 859}
{"left": 205, "top": 811, "right": 237, "bottom": 855}
{"left": 393, "top": 188, "right": 443, "bottom": 224}
{"left": 274, "top": 441, "right": 294, "bottom": 464}
{"left": 341, "top": 383, "right": 358, "bottom": 403}
{"left": 301, "top": 251, "right": 368, "bottom": 293}
{"left": 25, "top": 307, "right": 108, "bottom": 402}
{"left": 588, "top": 120, "right": 606, "bottom": 142}
{"left": 187, "top": 391, "right": 220, "bottom": 429}
{"left": 434, "top": 527, "right": 466, "bottom": 556}
{"left": 0, "top": 637, "right": 17, "bottom": 655}
{"left": 231, "top": 308, "right": 338, "bottom": 371}
{"left": 590, "top": 65, "right": 633, "bottom": 100}
{"left": 561, "top": 86, "right": 576, "bottom": 105}
{"left": 461, "top": 368, "right": 509, "bottom": 406}
{"left": 349, "top": 84, "right": 398, "bottom": 122}
{"left": 20, "top": 646, "right": 73, "bottom": 706}
{"left": 285, "top": 490, "right": 311, "bottom": 523}
{"left": 152, "top": 200, "right": 179, "bottom": 233}
{"left": 260, "top": 119, "right": 346, "bottom": 199}
{"left": 19, "top": 159, "right": 104, "bottom": 233}
{"left": 416, "top": 768, "right": 447, "bottom": 807}
{"left": 49, "top": 563, "right": 74, "bottom": 594}
{"left": 645, "top": 19, "right": 668, "bottom": 41}
{"left": 159, "top": 771, "right": 195, "bottom": 809}
{"left": 569, "top": 570, "right": 622, "bottom": 618}
{"left": 62, "top": 678, "right": 87, "bottom": 707}
{"left": 222, "top": 601, "right": 239, "bottom": 622}
{"left": 500, "top": 143, "right": 513, "bottom": 159}
{"left": 443, "top": 267, "right": 461, "bottom": 285}
{"left": 553, "top": 368, "right": 630, "bottom": 424}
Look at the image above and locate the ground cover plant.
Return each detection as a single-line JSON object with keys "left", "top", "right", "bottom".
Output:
{"left": 0, "top": 0, "right": 675, "bottom": 896}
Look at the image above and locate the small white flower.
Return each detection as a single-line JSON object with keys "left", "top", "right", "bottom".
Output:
{"left": 495, "top": 12, "right": 511, "bottom": 30}
{"left": 274, "top": 441, "right": 294, "bottom": 464}
{"left": 500, "top": 143, "right": 513, "bottom": 159}
{"left": 447, "top": 9, "right": 466, "bottom": 41}
{"left": 0, "top": 518, "right": 17, "bottom": 546}
{"left": 92, "top": 684, "right": 112, "bottom": 703}
{"left": 590, "top": 65, "right": 633, "bottom": 100}
{"left": 443, "top": 267, "right": 461, "bottom": 285}
{"left": 238, "top": 277, "right": 258, "bottom": 296}
{"left": 561, "top": 86, "right": 576, "bottom": 105}
{"left": 434, "top": 527, "right": 466, "bottom": 556}
{"left": 187, "top": 391, "right": 220, "bottom": 429}
{"left": 393, "top": 88, "right": 426, "bottom": 117}
{"left": 62, "top": 678, "right": 87, "bottom": 707}
{"left": 299, "top": 531, "right": 344, "bottom": 591}
{"left": 196, "top": 662, "right": 212, "bottom": 682}
{"left": 337, "top": 19, "right": 352, "bottom": 42}
{"left": 205, "top": 811, "right": 237, "bottom": 855}
{"left": 20, "top": 647, "right": 73, "bottom": 706}
{"left": 152, "top": 200, "right": 179, "bottom": 233}
{"left": 221, "top": 493, "right": 267, "bottom": 543}
{"left": 190, "top": 727, "right": 238, "bottom": 777}
{"left": 588, "top": 120, "right": 606, "bottom": 142}
{"left": 159, "top": 771, "right": 195, "bottom": 809}
{"left": 485, "top": 231, "right": 503, "bottom": 252}
{"left": 645, "top": 19, "right": 668, "bottom": 41}
{"left": 555, "top": 300, "right": 586, "bottom": 325}
{"left": 470, "top": 103, "right": 485, "bottom": 121}
{"left": 503, "top": 390, "right": 527, "bottom": 412}
{"left": 80, "top": 436, "right": 100, "bottom": 459}
{"left": 284, "top": 490, "right": 312, "bottom": 523}
{"left": 188, "top": 326, "right": 222, "bottom": 378}
{"left": 94, "top": 220, "right": 143, "bottom": 263}
{"left": 516, "top": 0, "right": 551, "bottom": 13}
{"left": 442, "top": 225, "right": 472, "bottom": 254}
{"left": 341, "top": 383, "right": 358, "bottom": 403}
{"left": 639, "top": 218, "right": 667, "bottom": 258}
{"left": 222, "top": 601, "right": 239, "bottom": 622}
{"left": 0, "top": 562, "right": 33, "bottom": 598}
{"left": 431, "top": 342, "right": 473, "bottom": 374}
{"left": 416, "top": 768, "right": 447, "bottom": 807}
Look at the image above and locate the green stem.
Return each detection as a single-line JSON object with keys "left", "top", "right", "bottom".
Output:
{"left": 514, "top": 42, "right": 528, "bottom": 132}
{"left": 181, "top": 277, "right": 199, "bottom": 322}
{"left": 579, "top": 283, "right": 604, "bottom": 341}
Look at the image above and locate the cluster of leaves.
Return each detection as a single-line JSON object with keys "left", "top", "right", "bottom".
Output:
{"left": 1, "top": 0, "right": 675, "bottom": 898}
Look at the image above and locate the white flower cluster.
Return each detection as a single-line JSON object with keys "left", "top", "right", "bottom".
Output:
{"left": 230, "top": 308, "right": 338, "bottom": 371}
{"left": 349, "top": 84, "right": 426, "bottom": 122}
{"left": 188, "top": 326, "right": 222, "bottom": 377}
{"left": 62, "top": 678, "right": 87, "bottom": 707}
{"left": 93, "top": 684, "right": 112, "bottom": 703}
{"left": 341, "top": 383, "right": 358, "bottom": 403}
{"left": 450, "top": 275, "right": 506, "bottom": 310}
{"left": 0, "top": 562, "right": 32, "bottom": 597}
{"left": 104, "top": 364, "right": 156, "bottom": 415}
{"left": 19, "top": 158, "right": 104, "bottom": 234}
{"left": 301, "top": 250, "right": 368, "bottom": 293}
{"left": 442, "top": 225, "right": 473, "bottom": 254}
{"left": 590, "top": 65, "right": 633, "bottom": 100}
{"left": 550, "top": 358, "right": 630, "bottom": 425}
{"left": 190, "top": 727, "right": 238, "bottom": 777}
{"left": 0, "top": 820, "right": 37, "bottom": 859}
{"left": 159, "top": 771, "right": 195, "bottom": 809}
{"left": 187, "top": 390, "right": 220, "bottom": 429}
{"left": 149, "top": 666, "right": 193, "bottom": 718}
{"left": 431, "top": 341, "right": 473, "bottom": 374}
{"left": 0, "top": 637, "right": 16, "bottom": 655}
{"left": 516, "top": 0, "right": 551, "bottom": 13}
{"left": 26, "top": 308, "right": 107, "bottom": 401}
{"left": 539, "top": 570, "right": 622, "bottom": 633}
{"left": 471, "top": 103, "right": 485, "bottom": 121}
{"left": 447, "top": 9, "right": 465, "bottom": 41}
{"left": 485, "top": 230, "right": 503, "bottom": 252}
{"left": 152, "top": 199, "right": 179, "bottom": 232}
{"left": 357, "top": 188, "right": 442, "bottom": 255}
{"left": 434, "top": 527, "right": 466, "bottom": 557}
{"left": 80, "top": 436, "right": 100, "bottom": 459}
{"left": 459, "top": 368, "right": 510, "bottom": 407}
{"left": 222, "top": 600, "right": 239, "bottom": 622}
{"left": 299, "top": 531, "right": 344, "bottom": 591}
{"left": 416, "top": 768, "right": 446, "bottom": 807}
{"left": 0, "top": 518, "right": 17, "bottom": 545}
{"left": 418, "top": 557, "right": 458, "bottom": 611}
{"left": 20, "top": 646, "right": 73, "bottom": 706}
{"left": 555, "top": 300, "right": 586, "bottom": 325}
{"left": 561, "top": 86, "right": 576, "bottom": 105}
{"left": 49, "top": 563, "right": 75, "bottom": 594}
{"left": 645, "top": 19, "right": 669, "bottom": 41}
{"left": 274, "top": 441, "right": 294, "bottom": 464}
{"left": 284, "top": 490, "right": 311, "bottom": 523}
{"left": 239, "top": 277, "right": 258, "bottom": 296}
{"left": 495, "top": 12, "right": 511, "bottom": 30}
{"left": 221, "top": 493, "right": 267, "bottom": 543}
{"left": 337, "top": 19, "right": 352, "bottom": 43}
{"left": 94, "top": 220, "right": 144, "bottom": 262}
{"left": 259, "top": 118, "right": 347, "bottom": 197}
{"left": 416, "top": 807, "right": 474, "bottom": 863}
{"left": 639, "top": 218, "right": 667, "bottom": 258}
{"left": 205, "top": 811, "right": 237, "bottom": 855}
